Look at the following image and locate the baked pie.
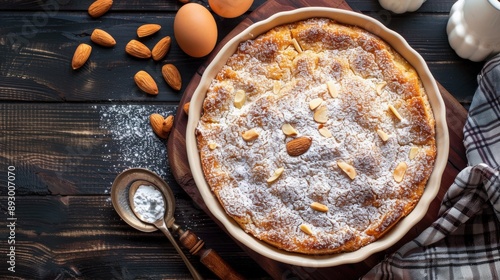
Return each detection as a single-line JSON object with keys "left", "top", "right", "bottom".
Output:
{"left": 196, "top": 18, "right": 436, "bottom": 254}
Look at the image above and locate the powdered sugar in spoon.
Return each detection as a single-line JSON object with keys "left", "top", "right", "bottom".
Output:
{"left": 128, "top": 181, "right": 203, "bottom": 280}
{"left": 110, "top": 168, "right": 244, "bottom": 280}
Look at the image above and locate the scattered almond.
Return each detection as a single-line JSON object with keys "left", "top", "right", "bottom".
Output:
{"left": 313, "top": 105, "right": 328, "bottom": 124}
{"left": 233, "top": 90, "right": 246, "bottom": 108}
{"left": 286, "top": 137, "right": 312, "bottom": 157}
{"left": 393, "top": 162, "right": 408, "bottom": 182}
{"left": 134, "top": 70, "right": 158, "bottom": 95}
{"left": 281, "top": 123, "right": 298, "bottom": 136}
{"left": 183, "top": 102, "right": 190, "bottom": 115}
{"left": 88, "top": 0, "right": 113, "bottom": 18}
{"left": 309, "top": 98, "right": 323, "bottom": 110}
{"left": 376, "top": 81, "right": 387, "bottom": 95}
{"left": 150, "top": 113, "right": 168, "bottom": 139}
{"left": 310, "top": 202, "right": 328, "bottom": 212}
{"left": 267, "top": 167, "right": 284, "bottom": 183}
{"left": 71, "top": 43, "right": 92, "bottom": 70}
{"left": 241, "top": 128, "right": 259, "bottom": 142}
{"left": 291, "top": 38, "right": 302, "bottom": 53}
{"left": 409, "top": 146, "right": 419, "bottom": 159}
{"left": 162, "top": 64, "right": 182, "bottom": 91}
{"left": 125, "top": 39, "right": 151, "bottom": 59}
{"left": 162, "top": 115, "right": 174, "bottom": 135}
{"left": 388, "top": 104, "right": 403, "bottom": 121}
{"left": 90, "top": 29, "right": 116, "bottom": 47}
{"left": 152, "top": 36, "right": 171, "bottom": 61}
{"left": 318, "top": 127, "right": 332, "bottom": 138}
{"left": 337, "top": 161, "right": 356, "bottom": 180}
{"left": 299, "top": 224, "right": 313, "bottom": 235}
{"left": 376, "top": 129, "right": 390, "bottom": 142}
{"left": 137, "top": 24, "right": 161, "bottom": 38}
{"left": 327, "top": 81, "right": 339, "bottom": 98}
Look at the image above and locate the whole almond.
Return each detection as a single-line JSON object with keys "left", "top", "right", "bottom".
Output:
{"left": 88, "top": 0, "right": 113, "bottom": 18}
{"left": 162, "top": 64, "right": 182, "bottom": 91}
{"left": 183, "top": 102, "right": 190, "bottom": 115}
{"left": 125, "top": 39, "right": 151, "bottom": 59}
{"left": 71, "top": 43, "right": 92, "bottom": 70}
{"left": 286, "top": 136, "right": 312, "bottom": 157}
{"left": 152, "top": 36, "right": 171, "bottom": 61}
{"left": 134, "top": 70, "right": 158, "bottom": 95}
{"left": 90, "top": 29, "right": 116, "bottom": 47}
{"left": 150, "top": 113, "right": 168, "bottom": 139}
{"left": 137, "top": 24, "right": 161, "bottom": 38}
{"left": 162, "top": 115, "right": 174, "bottom": 135}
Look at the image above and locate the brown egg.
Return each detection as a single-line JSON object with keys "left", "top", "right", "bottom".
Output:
{"left": 208, "top": 0, "right": 254, "bottom": 18}
{"left": 174, "top": 3, "right": 218, "bottom": 58}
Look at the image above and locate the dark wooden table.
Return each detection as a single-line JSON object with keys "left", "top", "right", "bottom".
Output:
{"left": 0, "top": 0, "right": 485, "bottom": 279}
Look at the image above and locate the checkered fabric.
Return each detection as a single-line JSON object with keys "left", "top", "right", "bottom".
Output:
{"left": 362, "top": 54, "right": 500, "bottom": 280}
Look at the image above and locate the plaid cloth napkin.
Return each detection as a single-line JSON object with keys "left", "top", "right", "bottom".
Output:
{"left": 362, "top": 54, "right": 500, "bottom": 279}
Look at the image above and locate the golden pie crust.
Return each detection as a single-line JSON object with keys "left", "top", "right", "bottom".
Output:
{"left": 196, "top": 18, "right": 436, "bottom": 254}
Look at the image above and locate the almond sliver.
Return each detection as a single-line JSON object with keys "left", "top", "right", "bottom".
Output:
{"left": 310, "top": 202, "right": 328, "bottom": 212}
{"left": 388, "top": 104, "right": 403, "bottom": 121}
{"left": 267, "top": 167, "right": 284, "bottom": 183}
{"left": 393, "top": 162, "right": 408, "bottom": 182}
{"left": 337, "top": 161, "right": 356, "bottom": 180}
{"left": 299, "top": 224, "right": 313, "bottom": 235}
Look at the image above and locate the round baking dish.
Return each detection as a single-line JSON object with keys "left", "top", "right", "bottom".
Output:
{"left": 186, "top": 7, "right": 449, "bottom": 267}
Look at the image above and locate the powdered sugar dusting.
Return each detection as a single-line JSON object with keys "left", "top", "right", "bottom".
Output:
{"left": 196, "top": 18, "right": 436, "bottom": 254}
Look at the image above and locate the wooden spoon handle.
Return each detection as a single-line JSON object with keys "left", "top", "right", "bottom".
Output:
{"left": 178, "top": 229, "right": 245, "bottom": 280}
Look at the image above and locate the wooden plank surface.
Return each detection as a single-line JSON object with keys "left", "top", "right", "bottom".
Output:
{"left": 0, "top": 103, "right": 269, "bottom": 278}
{"left": 0, "top": 0, "right": 460, "bottom": 13}
{"left": 0, "top": 0, "right": 484, "bottom": 279}
{"left": 0, "top": 7, "right": 483, "bottom": 103}
{"left": 0, "top": 195, "right": 266, "bottom": 279}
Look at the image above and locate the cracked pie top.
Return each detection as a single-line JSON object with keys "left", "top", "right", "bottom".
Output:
{"left": 195, "top": 18, "right": 436, "bottom": 254}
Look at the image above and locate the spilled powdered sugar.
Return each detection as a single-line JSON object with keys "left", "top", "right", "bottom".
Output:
{"left": 96, "top": 105, "right": 175, "bottom": 194}
{"left": 97, "top": 104, "right": 208, "bottom": 231}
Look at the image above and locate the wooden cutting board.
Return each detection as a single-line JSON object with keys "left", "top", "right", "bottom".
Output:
{"left": 167, "top": 0, "right": 469, "bottom": 278}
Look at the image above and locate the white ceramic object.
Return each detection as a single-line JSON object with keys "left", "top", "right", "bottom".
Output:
{"left": 447, "top": 0, "right": 500, "bottom": 62}
{"left": 186, "top": 7, "right": 449, "bottom": 267}
{"left": 378, "top": 0, "right": 426, "bottom": 14}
